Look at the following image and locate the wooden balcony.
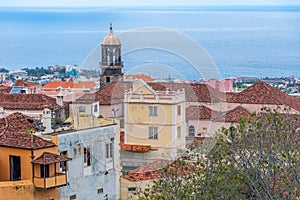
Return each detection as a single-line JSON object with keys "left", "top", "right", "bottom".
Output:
{"left": 34, "top": 173, "right": 67, "bottom": 189}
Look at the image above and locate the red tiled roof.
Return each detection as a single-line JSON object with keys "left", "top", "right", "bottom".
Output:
{"left": 73, "top": 81, "right": 96, "bottom": 89}
{"left": 42, "top": 81, "right": 74, "bottom": 89}
{"left": 0, "top": 85, "right": 12, "bottom": 94}
{"left": 96, "top": 81, "right": 224, "bottom": 105}
{"left": 0, "top": 113, "right": 56, "bottom": 150}
{"left": 124, "top": 74, "right": 155, "bottom": 82}
{"left": 32, "top": 152, "right": 71, "bottom": 164}
{"left": 227, "top": 81, "right": 300, "bottom": 111}
{"left": 14, "top": 80, "right": 38, "bottom": 87}
{"left": 0, "top": 94, "right": 61, "bottom": 110}
{"left": 123, "top": 159, "right": 198, "bottom": 182}
{"left": 186, "top": 105, "right": 221, "bottom": 120}
{"left": 95, "top": 82, "right": 132, "bottom": 105}
{"left": 219, "top": 106, "right": 251, "bottom": 123}
{"left": 120, "top": 132, "right": 151, "bottom": 152}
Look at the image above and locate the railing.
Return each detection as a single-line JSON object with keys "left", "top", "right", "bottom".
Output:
{"left": 124, "top": 90, "right": 186, "bottom": 104}
{"left": 34, "top": 173, "right": 67, "bottom": 189}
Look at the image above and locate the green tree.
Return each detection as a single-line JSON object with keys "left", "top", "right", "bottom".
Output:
{"left": 139, "top": 109, "right": 300, "bottom": 199}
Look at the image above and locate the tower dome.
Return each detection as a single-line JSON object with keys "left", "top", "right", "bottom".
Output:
{"left": 101, "top": 23, "right": 121, "bottom": 46}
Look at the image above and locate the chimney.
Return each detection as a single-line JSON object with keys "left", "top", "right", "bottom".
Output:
{"left": 56, "top": 95, "right": 64, "bottom": 107}
{"left": 42, "top": 108, "right": 53, "bottom": 134}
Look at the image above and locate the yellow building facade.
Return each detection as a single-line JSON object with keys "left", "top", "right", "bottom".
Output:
{"left": 124, "top": 80, "right": 186, "bottom": 160}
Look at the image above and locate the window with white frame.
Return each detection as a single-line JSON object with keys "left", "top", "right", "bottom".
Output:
{"left": 149, "top": 106, "right": 158, "bottom": 116}
{"left": 177, "top": 105, "right": 181, "bottom": 116}
{"left": 177, "top": 126, "right": 181, "bottom": 138}
{"left": 149, "top": 127, "right": 158, "bottom": 139}
{"left": 83, "top": 147, "right": 91, "bottom": 167}
{"left": 106, "top": 142, "right": 113, "bottom": 160}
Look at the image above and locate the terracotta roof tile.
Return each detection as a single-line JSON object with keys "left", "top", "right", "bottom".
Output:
{"left": 124, "top": 74, "right": 155, "bottom": 82}
{"left": 123, "top": 159, "right": 198, "bottom": 182}
{"left": 0, "top": 113, "right": 56, "bottom": 150}
{"left": 32, "top": 152, "right": 71, "bottom": 164}
{"left": 0, "top": 94, "right": 60, "bottom": 110}
{"left": 96, "top": 81, "right": 225, "bottom": 105}
{"left": 186, "top": 105, "right": 221, "bottom": 120}
{"left": 120, "top": 132, "right": 151, "bottom": 152}
{"left": 218, "top": 106, "right": 251, "bottom": 123}
{"left": 42, "top": 81, "right": 74, "bottom": 89}
{"left": 227, "top": 81, "right": 300, "bottom": 111}
{"left": 73, "top": 81, "right": 96, "bottom": 89}
{"left": 14, "top": 80, "right": 38, "bottom": 87}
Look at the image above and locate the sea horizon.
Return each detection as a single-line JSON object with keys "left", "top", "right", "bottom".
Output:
{"left": 0, "top": 6, "right": 299, "bottom": 80}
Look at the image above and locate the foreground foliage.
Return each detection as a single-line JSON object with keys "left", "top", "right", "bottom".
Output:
{"left": 139, "top": 110, "right": 300, "bottom": 200}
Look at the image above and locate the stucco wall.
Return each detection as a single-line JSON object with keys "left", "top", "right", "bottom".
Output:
{"left": 57, "top": 125, "right": 120, "bottom": 200}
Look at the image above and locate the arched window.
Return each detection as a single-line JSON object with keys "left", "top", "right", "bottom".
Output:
{"left": 188, "top": 125, "right": 195, "bottom": 137}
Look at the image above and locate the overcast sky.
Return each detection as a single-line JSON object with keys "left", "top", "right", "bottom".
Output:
{"left": 0, "top": 0, "right": 299, "bottom": 7}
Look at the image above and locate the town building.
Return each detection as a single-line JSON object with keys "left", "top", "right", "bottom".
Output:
{"left": 0, "top": 113, "right": 71, "bottom": 200}
{"left": 0, "top": 93, "right": 69, "bottom": 120}
{"left": 10, "top": 79, "right": 38, "bottom": 94}
{"left": 51, "top": 115, "right": 120, "bottom": 199}
{"left": 122, "top": 80, "right": 186, "bottom": 167}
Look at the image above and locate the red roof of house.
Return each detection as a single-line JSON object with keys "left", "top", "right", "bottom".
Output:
{"left": 124, "top": 74, "right": 155, "bottom": 82}
{"left": 227, "top": 81, "right": 300, "bottom": 111}
{"left": 218, "top": 106, "right": 251, "bottom": 123}
{"left": 0, "top": 113, "right": 56, "bottom": 150}
{"left": 14, "top": 80, "right": 38, "bottom": 87}
{"left": 32, "top": 152, "right": 71, "bottom": 164}
{"left": 123, "top": 159, "right": 198, "bottom": 182}
{"left": 120, "top": 132, "right": 151, "bottom": 152}
{"left": 186, "top": 105, "right": 221, "bottom": 120}
{"left": 42, "top": 81, "right": 74, "bottom": 89}
{"left": 0, "top": 94, "right": 61, "bottom": 110}
{"left": 73, "top": 81, "right": 96, "bottom": 89}
{"left": 96, "top": 81, "right": 224, "bottom": 105}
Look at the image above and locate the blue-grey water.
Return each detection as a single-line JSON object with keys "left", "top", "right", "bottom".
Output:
{"left": 0, "top": 6, "right": 300, "bottom": 80}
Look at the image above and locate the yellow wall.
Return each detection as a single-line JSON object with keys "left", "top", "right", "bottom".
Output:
{"left": 0, "top": 145, "right": 59, "bottom": 199}
{"left": 127, "top": 104, "right": 173, "bottom": 124}
{"left": 0, "top": 180, "right": 60, "bottom": 200}
{"left": 126, "top": 124, "right": 173, "bottom": 147}
{"left": 120, "top": 177, "right": 153, "bottom": 200}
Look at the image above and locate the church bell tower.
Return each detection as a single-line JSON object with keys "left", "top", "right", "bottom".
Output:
{"left": 100, "top": 23, "right": 123, "bottom": 88}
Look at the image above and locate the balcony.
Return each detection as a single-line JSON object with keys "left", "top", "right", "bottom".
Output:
{"left": 34, "top": 173, "right": 67, "bottom": 189}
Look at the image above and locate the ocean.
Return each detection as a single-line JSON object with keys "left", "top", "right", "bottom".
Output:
{"left": 0, "top": 6, "right": 300, "bottom": 80}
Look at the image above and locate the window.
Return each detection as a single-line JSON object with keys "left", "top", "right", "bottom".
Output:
{"left": 97, "top": 188, "right": 104, "bottom": 194}
{"left": 40, "top": 164, "right": 49, "bottom": 178}
{"left": 59, "top": 151, "right": 68, "bottom": 172}
{"left": 189, "top": 125, "right": 195, "bottom": 137}
{"left": 128, "top": 187, "right": 137, "bottom": 192}
{"left": 149, "top": 106, "right": 157, "bottom": 116}
{"left": 10, "top": 156, "right": 21, "bottom": 181}
{"left": 70, "top": 194, "right": 76, "bottom": 200}
{"left": 177, "top": 126, "right": 181, "bottom": 138}
{"left": 149, "top": 127, "right": 158, "bottom": 139}
{"left": 177, "top": 105, "right": 181, "bottom": 116}
{"left": 106, "top": 143, "right": 113, "bottom": 159}
{"left": 83, "top": 147, "right": 91, "bottom": 167}
{"left": 94, "top": 104, "right": 98, "bottom": 112}
{"left": 79, "top": 106, "right": 85, "bottom": 113}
